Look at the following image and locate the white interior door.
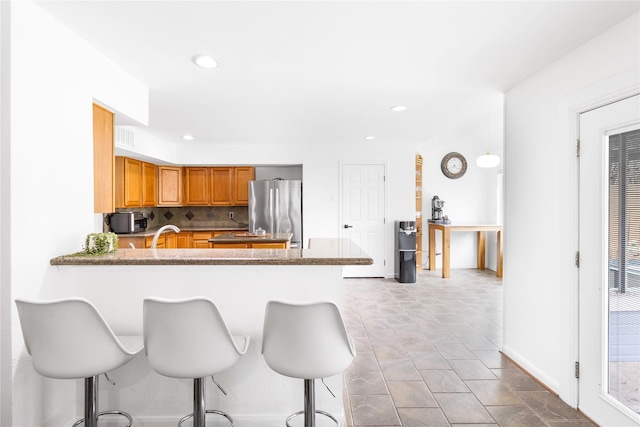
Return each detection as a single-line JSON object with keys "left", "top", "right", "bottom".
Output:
{"left": 579, "top": 94, "right": 640, "bottom": 426}
{"left": 341, "top": 164, "right": 386, "bottom": 277}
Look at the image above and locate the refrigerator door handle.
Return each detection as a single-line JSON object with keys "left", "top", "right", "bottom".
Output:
{"left": 274, "top": 187, "right": 280, "bottom": 233}
{"left": 269, "top": 188, "right": 274, "bottom": 234}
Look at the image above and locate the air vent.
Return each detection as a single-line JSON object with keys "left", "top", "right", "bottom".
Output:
{"left": 115, "top": 126, "right": 135, "bottom": 147}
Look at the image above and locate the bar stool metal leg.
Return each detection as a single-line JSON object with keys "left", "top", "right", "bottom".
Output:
{"left": 286, "top": 379, "right": 339, "bottom": 427}
{"left": 85, "top": 376, "right": 98, "bottom": 427}
{"left": 72, "top": 376, "right": 133, "bottom": 427}
{"left": 194, "top": 378, "right": 206, "bottom": 427}
{"left": 178, "top": 378, "right": 234, "bottom": 427}
{"left": 304, "top": 379, "right": 315, "bottom": 427}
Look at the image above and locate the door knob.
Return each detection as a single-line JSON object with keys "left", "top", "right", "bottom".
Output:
{"left": 343, "top": 224, "right": 353, "bottom": 229}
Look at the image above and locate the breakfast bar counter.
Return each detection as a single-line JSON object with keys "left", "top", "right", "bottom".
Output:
{"left": 47, "top": 238, "right": 370, "bottom": 426}
{"left": 50, "top": 238, "right": 369, "bottom": 265}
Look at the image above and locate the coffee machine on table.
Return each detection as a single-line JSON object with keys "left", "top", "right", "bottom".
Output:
{"left": 429, "top": 195, "right": 450, "bottom": 224}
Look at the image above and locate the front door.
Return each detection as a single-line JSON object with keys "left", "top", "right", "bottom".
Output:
{"left": 579, "top": 94, "right": 640, "bottom": 426}
{"left": 341, "top": 164, "right": 386, "bottom": 277}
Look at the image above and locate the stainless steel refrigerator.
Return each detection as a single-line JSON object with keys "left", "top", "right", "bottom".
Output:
{"left": 248, "top": 179, "right": 302, "bottom": 247}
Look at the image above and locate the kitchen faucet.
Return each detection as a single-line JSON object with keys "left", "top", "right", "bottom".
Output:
{"left": 151, "top": 225, "right": 181, "bottom": 249}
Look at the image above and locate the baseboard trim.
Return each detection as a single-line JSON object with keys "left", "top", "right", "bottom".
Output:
{"left": 501, "top": 345, "right": 561, "bottom": 396}
{"left": 130, "top": 412, "right": 346, "bottom": 427}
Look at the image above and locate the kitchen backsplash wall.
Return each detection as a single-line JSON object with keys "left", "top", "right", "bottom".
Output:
{"left": 112, "top": 206, "right": 249, "bottom": 230}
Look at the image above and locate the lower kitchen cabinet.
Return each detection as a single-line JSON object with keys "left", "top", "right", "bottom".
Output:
{"left": 176, "top": 232, "right": 192, "bottom": 248}
{"left": 251, "top": 242, "right": 288, "bottom": 249}
{"left": 211, "top": 243, "right": 249, "bottom": 249}
{"left": 192, "top": 231, "right": 213, "bottom": 248}
{"left": 165, "top": 233, "right": 177, "bottom": 248}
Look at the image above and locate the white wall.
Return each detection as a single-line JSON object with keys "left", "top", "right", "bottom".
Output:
{"left": 8, "top": 2, "right": 148, "bottom": 426}
{"left": 504, "top": 12, "right": 639, "bottom": 407}
{"left": 0, "top": 3, "right": 11, "bottom": 425}
{"left": 417, "top": 98, "right": 504, "bottom": 271}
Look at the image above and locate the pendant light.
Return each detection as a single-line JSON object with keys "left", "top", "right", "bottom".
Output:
{"left": 476, "top": 107, "right": 501, "bottom": 168}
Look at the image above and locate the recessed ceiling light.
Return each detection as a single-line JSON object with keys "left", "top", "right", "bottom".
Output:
{"left": 365, "top": 136, "right": 376, "bottom": 140}
{"left": 391, "top": 105, "right": 407, "bottom": 112}
{"left": 183, "top": 134, "right": 194, "bottom": 141}
{"left": 192, "top": 54, "right": 218, "bottom": 69}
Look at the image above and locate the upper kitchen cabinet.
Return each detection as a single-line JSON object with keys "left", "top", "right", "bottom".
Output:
{"left": 233, "top": 166, "right": 255, "bottom": 206}
{"left": 93, "top": 104, "right": 114, "bottom": 213}
{"left": 183, "top": 166, "right": 255, "bottom": 206}
{"left": 183, "top": 167, "right": 209, "bottom": 205}
{"left": 115, "top": 156, "right": 157, "bottom": 208}
{"left": 209, "top": 167, "right": 233, "bottom": 206}
{"left": 158, "top": 166, "right": 183, "bottom": 206}
{"left": 142, "top": 162, "right": 157, "bottom": 206}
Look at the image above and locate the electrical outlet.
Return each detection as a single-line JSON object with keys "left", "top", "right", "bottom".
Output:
{"left": 228, "top": 212, "right": 234, "bottom": 219}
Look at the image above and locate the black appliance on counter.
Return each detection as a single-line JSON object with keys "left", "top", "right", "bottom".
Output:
{"left": 108, "top": 212, "right": 147, "bottom": 234}
{"left": 395, "top": 221, "right": 416, "bottom": 283}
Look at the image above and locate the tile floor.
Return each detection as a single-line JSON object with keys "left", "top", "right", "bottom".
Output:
{"left": 340, "top": 269, "right": 596, "bottom": 427}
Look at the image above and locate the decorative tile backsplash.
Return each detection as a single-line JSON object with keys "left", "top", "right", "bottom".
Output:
{"left": 113, "top": 206, "right": 249, "bottom": 229}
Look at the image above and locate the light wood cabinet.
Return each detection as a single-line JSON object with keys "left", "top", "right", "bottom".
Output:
{"left": 158, "top": 166, "right": 183, "bottom": 206}
{"left": 209, "top": 167, "right": 233, "bottom": 205}
{"left": 183, "top": 166, "right": 255, "bottom": 206}
{"left": 144, "top": 235, "right": 164, "bottom": 249}
{"left": 116, "top": 157, "right": 142, "bottom": 208}
{"left": 233, "top": 167, "right": 255, "bottom": 206}
{"left": 251, "top": 242, "right": 287, "bottom": 249}
{"left": 176, "top": 232, "right": 192, "bottom": 248}
{"left": 192, "top": 231, "right": 213, "bottom": 248}
{"left": 183, "top": 168, "right": 209, "bottom": 205}
{"left": 211, "top": 243, "right": 249, "bottom": 249}
{"left": 115, "top": 156, "right": 157, "bottom": 208}
{"left": 142, "top": 162, "right": 157, "bottom": 206}
{"left": 93, "top": 104, "right": 114, "bottom": 213}
{"left": 165, "top": 233, "right": 177, "bottom": 249}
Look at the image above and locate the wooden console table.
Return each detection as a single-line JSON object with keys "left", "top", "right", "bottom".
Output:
{"left": 428, "top": 223, "right": 503, "bottom": 278}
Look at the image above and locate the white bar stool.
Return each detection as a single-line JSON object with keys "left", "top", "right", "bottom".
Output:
{"left": 143, "top": 297, "right": 249, "bottom": 427}
{"left": 15, "top": 297, "right": 144, "bottom": 427}
{"left": 262, "top": 301, "right": 356, "bottom": 427}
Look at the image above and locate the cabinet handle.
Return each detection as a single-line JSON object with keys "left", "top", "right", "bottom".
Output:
{"left": 343, "top": 224, "right": 353, "bottom": 229}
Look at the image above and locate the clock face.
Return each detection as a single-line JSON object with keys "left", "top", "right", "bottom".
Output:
{"left": 441, "top": 152, "right": 467, "bottom": 179}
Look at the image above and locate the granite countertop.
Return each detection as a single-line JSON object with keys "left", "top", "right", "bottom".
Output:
{"left": 50, "top": 238, "right": 373, "bottom": 266}
{"left": 208, "top": 232, "right": 293, "bottom": 244}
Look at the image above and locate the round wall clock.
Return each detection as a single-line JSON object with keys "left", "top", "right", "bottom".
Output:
{"left": 441, "top": 152, "right": 467, "bottom": 179}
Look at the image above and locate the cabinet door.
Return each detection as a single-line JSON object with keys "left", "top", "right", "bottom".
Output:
{"left": 142, "top": 162, "right": 157, "bottom": 207}
{"left": 183, "top": 167, "right": 209, "bottom": 205}
{"left": 251, "top": 242, "right": 286, "bottom": 249}
{"left": 144, "top": 235, "right": 164, "bottom": 248}
{"left": 192, "top": 231, "right": 213, "bottom": 248}
{"left": 176, "top": 232, "right": 192, "bottom": 248}
{"left": 233, "top": 166, "right": 255, "bottom": 206}
{"left": 209, "top": 167, "right": 233, "bottom": 205}
{"left": 212, "top": 243, "right": 249, "bottom": 249}
{"left": 165, "top": 233, "right": 177, "bottom": 249}
{"left": 116, "top": 236, "right": 144, "bottom": 249}
{"left": 93, "top": 104, "right": 114, "bottom": 213}
{"left": 115, "top": 157, "right": 142, "bottom": 208}
{"left": 158, "top": 166, "right": 183, "bottom": 206}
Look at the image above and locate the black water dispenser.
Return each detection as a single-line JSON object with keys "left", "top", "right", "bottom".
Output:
{"left": 395, "top": 221, "right": 417, "bottom": 283}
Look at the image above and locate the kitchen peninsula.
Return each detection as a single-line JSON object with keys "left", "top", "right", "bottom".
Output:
{"left": 48, "top": 238, "right": 370, "bottom": 426}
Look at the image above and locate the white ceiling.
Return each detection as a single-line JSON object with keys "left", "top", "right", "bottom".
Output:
{"left": 36, "top": 1, "right": 639, "bottom": 148}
